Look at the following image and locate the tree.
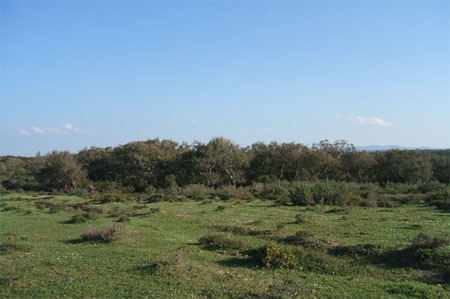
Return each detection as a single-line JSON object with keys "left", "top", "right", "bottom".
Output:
{"left": 36, "top": 151, "right": 87, "bottom": 190}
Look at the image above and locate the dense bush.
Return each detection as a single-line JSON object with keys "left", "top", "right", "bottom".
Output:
{"left": 247, "top": 242, "right": 297, "bottom": 268}
{"left": 259, "top": 181, "right": 290, "bottom": 202}
{"left": 91, "top": 193, "right": 129, "bottom": 203}
{"left": 410, "top": 233, "right": 449, "bottom": 249}
{"left": 311, "top": 181, "right": 346, "bottom": 205}
{"left": 81, "top": 224, "right": 122, "bottom": 242}
{"left": 181, "top": 184, "right": 211, "bottom": 200}
{"left": 425, "top": 186, "right": 449, "bottom": 211}
{"left": 289, "top": 184, "right": 313, "bottom": 206}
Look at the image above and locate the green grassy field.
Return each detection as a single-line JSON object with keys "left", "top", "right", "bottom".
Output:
{"left": 1, "top": 193, "right": 449, "bottom": 298}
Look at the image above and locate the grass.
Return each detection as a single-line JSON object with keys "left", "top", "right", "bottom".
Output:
{"left": 0, "top": 192, "right": 449, "bottom": 298}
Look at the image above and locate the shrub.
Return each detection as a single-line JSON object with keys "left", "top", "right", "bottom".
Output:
{"left": 312, "top": 181, "right": 346, "bottom": 205}
{"left": 92, "top": 193, "right": 128, "bottom": 203}
{"left": 410, "top": 233, "right": 449, "bottom": 249}
{"left": 417, "top": 181, "right": 445, "bottom": 194}
{"left": 259, "top": 181, "right": 290, "bottom": 202}
{"left": 294, "top": 213, "right": 306, "bottom": 224}
{"left": 425, "top": 186, "right": 450, "bottom": 211}
{"left": 247, "top": 242, "right": 296, "bottom": 268}
{"left": 214, "top": 186, "right": 254, "bottom": 201}
{"left": 81, "top": 224, "right": 122, "bottom": 242}
{"left": 117, "top": 215, "right": 131, "bottom": 222}
{"left": 289, "top": 184, "right": 314, "bottom": 206}
{"left": 181, "top": 184, "right": 211, "bottom": 200}
{"left": 279, "top": 231, "right": 329, "bottom": 249}
{"left": 0, "top": 242, "right": 32, "bottom": 255}
{"left": 68, "top": 212, "right": 98, "bottom": 223}
{"left": 198, "top": 234, "right": 244, "bottom": 251}
{"left": 215, "top": 205, "right": 226, "bottom": 211}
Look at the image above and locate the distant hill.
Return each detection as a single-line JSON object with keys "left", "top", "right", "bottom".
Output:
{"left": 356, "top": 145, "right": 440, "bottom": 152}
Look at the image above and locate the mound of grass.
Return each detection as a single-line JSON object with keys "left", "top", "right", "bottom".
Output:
{"left": 330, "top": 243, "right": 385, "bottom": 260}
{"left": 246, "top": 242, "right": 297, "bottom": 268}
{"left": 199, "top": 234, "right": 244, "bottom": 252}
{"left": 67, "top": 212, "right": 99, "bottom": 224}
{"left": 81, "top": 224, "right": 122, "bottom": 242}
{"left": 214, "top": 225, "right": 272, "bottom": 236}
{"left": 0, "top": 242, "right": 31, "bottom": 255}
{"left": 279, "top": 231, "right": 330, "bottom": 249}
{"left": 410, "top": 233, "right": 449, "bottom": 249}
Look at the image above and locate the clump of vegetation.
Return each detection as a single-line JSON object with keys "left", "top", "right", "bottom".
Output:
{"left": 214, "top": 225, "right": 272, "bottom": 236}
{"left": 154, "top": 248, "right": 184, "bottom": 267}
{"left": 149, "top": 207, "right": 160, "bottom": 214}
{"left": 247, "top": 242, "right": 297, "bottom": 268}
{"left": 330, "top": 243, "right": 384, "bottom": 260}
{"left": 81, "top": 224, "right": 122, "bottom": 242}
{"left": 117, "top": 215, "right": 131, "bottom": 222}
{"left": 199, "top": 234, "right": 244, "bottom": 252}
{"left": 68, "top": 212, "right": 98, "bottom": 224}
{"left": 215, "top": 205, "right": 227, "bottom": 211}
{"left": 181, "top": 184, "right": 212, "bottom": 200}
{"left": 425, "top": 186, "right": 449, "bottom": 211}
{"left": 259, "top": 181, "right": 290, "bottom": 202}
{"left": 401, "top": 233, "right": 450, "bottom": 271}
{"left": 410, "top": 233, "right": 449, "bottom": 249}
{"left": 311, "top": 181, "right": 346, "bottom": 205}
{"left": 0, "top": 242, "right": 32, "bottom": 255}
{"left": 215, "top": 186, "right": 254, "bottom": 201}
{"left": 289, "top": 184, "right": 313, "bottom": 206}
{"left": 279, "top": 231, "right": 329, "bottom": 249}
{"left": 92, "top": 193, "right": 129, "bottom": 203}
{"left": 294, "top": 213, "right": 306, "bottom": 224}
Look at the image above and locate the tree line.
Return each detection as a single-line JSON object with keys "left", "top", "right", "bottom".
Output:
{"left": 1, "top": 138, "right": 449, "bottom": 192}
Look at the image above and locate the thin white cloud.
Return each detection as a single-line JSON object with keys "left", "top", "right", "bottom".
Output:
{"left": 62, "top": 123, "right": 73, "bottom": 130}
{"left": 188, "top": 119, "right": 196, "bottom": 124}
{"left": 336, "top": 114, "right": 391, "bottom": 127}
{"left": 17, "top": 129, "right": 30, "bottom": 136}
{"left": 31, "top": 126, "right": 46, "bottom": 134}
{"left": 20, "top": 123, "right": 94, "bottom": 136}
{"left": 355, "top": 116, "right": 391, "bottom": 127}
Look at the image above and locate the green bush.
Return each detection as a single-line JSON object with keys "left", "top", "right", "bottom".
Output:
{"left": 425, "top": 186, "right": 449, "bottom": 211}
{"left": 81, "top": 224, "right": 122, "bottom": 242}
{"left": 68, "top": 212, "right": 98, "bottom": 223}
{"left": 181, "top": 184, "right": 212, "bottom": 200}
{"left": 259, "top": 181, "right": 290, "bottom": 202}
{"left": 198, "top": 234, "right": 244, "bottom": 251}
{"left": 247, "top": 242, "right": 297, "bottom": 268}
{"left": 410, "top": 233, "right": 449, "bottom": 249}
{"left": 289, "top": 184, "right": 314, "bottom": 206}
{"left": 311, "top": 181, "right": 346, "bottom": 205}
{"left": 92, "top": 193, "right": 129, "bottom": 203}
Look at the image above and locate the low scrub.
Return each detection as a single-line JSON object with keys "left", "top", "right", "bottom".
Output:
{"left": 81, "top": 224, "right": 122, "bottom": 242}
{"left": 214, "top": 225, "right": 272, "bottom": 236}
{"left": 198, "top": 234, "right": 244, "bottom": 252}
{"left": 91, "top": 193, "right": 129, "bottom": 203}
{"left": 0, "top": 242, "right": 32, "bottom": 255}
{"left": 425, "top": 186, "right": 450, "bottom": 211}
{"left": 68, "top": 212, "right": 99, "bottom": 223}
{"left": 246, "top": 242, "right": 297, "bottom": 268}
{"left": 279, "top": 231, "right": 329, "bottom": 249}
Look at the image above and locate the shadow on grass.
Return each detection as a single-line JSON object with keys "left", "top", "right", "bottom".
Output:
{"left": 62, "top": 238, "right": 108, "bottom": 245}
{"left": 134, "top": 264, "right": 159, "bottom": 274}
{"left": 216, "top": 257, "right": 256, "bottom": 268}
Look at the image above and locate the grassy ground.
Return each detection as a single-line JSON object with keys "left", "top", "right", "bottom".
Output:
{"left": 0, "top": 193, "right": 449, "bottom": 298}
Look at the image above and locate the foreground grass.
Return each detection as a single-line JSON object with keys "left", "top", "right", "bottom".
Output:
{"left": 0, "top": 193, "right": 449, "bottom": 298}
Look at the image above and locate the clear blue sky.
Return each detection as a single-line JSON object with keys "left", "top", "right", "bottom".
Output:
{"left": 1, "top": 0, "right": 449, "bottom": 156}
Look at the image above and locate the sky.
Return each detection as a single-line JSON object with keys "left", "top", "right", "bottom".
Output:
{"left": 1, "top": 0, "right": 449, "bottom": 156}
